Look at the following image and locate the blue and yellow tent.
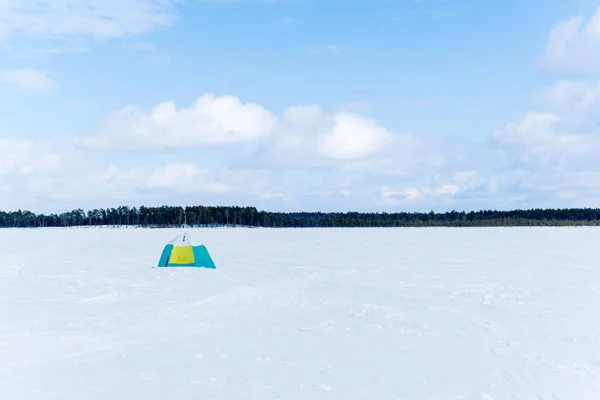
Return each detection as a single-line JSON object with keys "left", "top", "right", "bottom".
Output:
{"left": 156, "top": 232, "right": 216, "bottom": 269}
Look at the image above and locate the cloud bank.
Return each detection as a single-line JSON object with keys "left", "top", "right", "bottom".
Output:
{"left": 3, "top": 3, "right": 600, "bottom": 213}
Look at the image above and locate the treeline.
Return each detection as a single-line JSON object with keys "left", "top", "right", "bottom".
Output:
{"left": 2, "top": 205, "right": 600, "bottom": 228}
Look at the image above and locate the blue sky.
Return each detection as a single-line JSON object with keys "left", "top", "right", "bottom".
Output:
{"left": 1, "top": 0, "right": 600, "bottom": 214}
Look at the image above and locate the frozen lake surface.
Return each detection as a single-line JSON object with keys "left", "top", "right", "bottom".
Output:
{"left": 1, "top": 227, "right": 600, "bottom": 399}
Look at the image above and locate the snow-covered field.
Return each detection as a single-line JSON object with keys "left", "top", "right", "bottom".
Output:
{"left": 1, "top": 227, "right": 600, "bottom": 399}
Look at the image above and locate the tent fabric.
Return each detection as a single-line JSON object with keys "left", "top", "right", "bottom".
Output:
{"left": 157, "top": 233, "right": 216, "bottom": 268}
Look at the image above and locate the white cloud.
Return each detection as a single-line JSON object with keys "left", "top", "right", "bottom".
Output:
{"left": 535, "top": 80, "right": 600, "bottom": 118}
{"left": 377, "top": 183, "right": 462, "bottom": 204}
{"left": 379, "top": 186, "right": 421, "bottom": 201}
{"left": 9, "top": 73, "right": 600, "bottom": 212}
{"left": 0, "top": 139, "right": 61, "bottom": 175}
{"left": 22, "top": 75, "right": 600, "bottom": 212}
{"left": 316, "top": 112, "right": 393, "bottom": 159}
{"left": 493, "top": 112, "right": 561, "bottom": 147}
{"left": 492, "top": 80, "right": 600, "bottom": 170}
{"left": 244, "top": 103, "right": 419, "bottom": 171}
{"left": 435, "top": 184, "right": 460, "bottom": 196}
{"left": 0, "top": 0, "right": 179, "bottom": 41}
{"left": 146, "top": 163, "right": 208, "bottom": 190}
{"left": 86, "top": 163, "right": 226, "bottom": 199}
{"left": 86, "top": 162, "right": 273, "bottom": 198}
{"left": 82, "top": 95, "right": 403, "bottom": 168}
{"left": 426, "top": 77, "right": 600, "bottom": 210}
{"left": 0, "top": 68, "right": 57, "bottom": 91}
{"left": 540, "top": 7, "right": 600, "bottom": 75}
{"left": 84, "top": 93, "right": 278, "bottom": 149}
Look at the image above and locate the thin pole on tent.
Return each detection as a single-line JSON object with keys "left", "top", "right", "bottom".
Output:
{"left": 183, "top": 206, "right": 188, "bottom": 242}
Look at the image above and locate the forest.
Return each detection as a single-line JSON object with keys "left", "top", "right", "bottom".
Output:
{"left": 1, "top": 205, "right": 600, "bottom": 228}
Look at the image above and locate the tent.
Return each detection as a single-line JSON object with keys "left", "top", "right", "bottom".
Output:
{"left": 156, "top": 232, "right": 216, "bottom": 268}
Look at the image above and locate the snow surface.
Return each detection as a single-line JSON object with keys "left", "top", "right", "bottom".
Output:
{"left": 1, "top": 226, "right": 600, "bottom": 399}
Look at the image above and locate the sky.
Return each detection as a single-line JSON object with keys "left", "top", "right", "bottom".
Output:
{"left": 1, "top": 0, "right": 600, "bottom": 214}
